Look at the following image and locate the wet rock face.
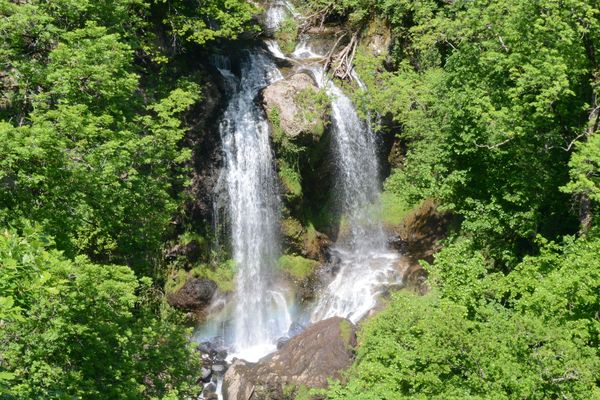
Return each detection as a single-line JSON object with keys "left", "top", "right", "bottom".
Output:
{"left": 167, "top": 277, "right": 217, "bottom": 311}
{"left": 223, "top": 317, "right": 357, "bottom": 400}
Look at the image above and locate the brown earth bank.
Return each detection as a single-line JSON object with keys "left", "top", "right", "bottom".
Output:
{"left": 389, "top": 199, "right": 453, "bottom": 293}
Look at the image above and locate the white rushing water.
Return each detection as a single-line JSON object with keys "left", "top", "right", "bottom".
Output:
{"left": 305, "top": 65, "right": 400, "bottom": 324}
{"left": 216, "top": 51, "right": 292, "bottom": 361}
{"left": 200, "top": 4, "right": 402, "bottom": 371}
{"left": 264, "top": 0, "right": 297, "bottom": 30}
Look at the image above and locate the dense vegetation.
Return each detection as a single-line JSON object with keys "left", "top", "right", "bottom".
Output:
{"left": 307, "top": 0, "right": 600, "bottom": 398}
{"left": 1, "top": 0, "right": 599, "bottom": 399}
{"left": 0, "top": 0, "right": 254, "bottom": 398}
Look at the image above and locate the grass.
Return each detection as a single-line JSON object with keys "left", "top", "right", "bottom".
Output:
{"left": 380, "top": 191, "right": 413, "bottom": 226}
{"left": 338, "top": 319, "right": 353, "bottom": 350}
{"left": 279, "top": 161, "right": 302, "bottom": 198}
{"left": 166, "top": 259, "right": 237, "bottom": 295}
{"left": 278, "top": 255, "right": 319, "bottom": 280}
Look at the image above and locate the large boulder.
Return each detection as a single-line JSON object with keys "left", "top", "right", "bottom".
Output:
{"left": 262, "top": 73, "right": 329, "bottom": 142}
{"left": 166, "top": 277, "right": 217, "bottom": 312}
{"left": 223, "top": 317, "right": 357, "bottom": 400}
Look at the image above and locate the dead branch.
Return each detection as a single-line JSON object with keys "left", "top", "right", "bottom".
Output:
{"left": 330, "top": 31, "right": 360, "bottom": 80}
{"left": 474, "top": 137, "right": 514, "bottom": 149}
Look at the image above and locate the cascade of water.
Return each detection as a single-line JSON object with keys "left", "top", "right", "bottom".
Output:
{"left": 304, "top": 65, "right": 400, "bottom": 323}
{"left": 216, "top": 51, "right": 291, "bottom": 361}
{"left": 264, "top": 0, "right": 296, "bottom": 30}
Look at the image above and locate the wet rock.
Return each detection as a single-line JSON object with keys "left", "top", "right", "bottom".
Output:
{"left": 202, "top": 381, "right": 218, "bottom": 399}
{"left": 276, "top": 336, "right": 289, "bottom": 350}
{"left": 212, "top": 360, "right": 228, "bottom": 374}
{"left": 201, "top": 367, "right": 212, "bottom": 383}
{"left": 387, "top": 199, "right": 453, "bottom": 294}
{"left": 287, "top": 321, "right": 305, "bottom": 337}
{"left": 210, "top": 336, "right": 225, "bottom": 349}
{"left": 216, "top": 349, "right": 228, "bottom": 360}
{"left": 389, "top": 199, "right": 452, "bottom": 263}
{"left": 223, "top": 317, "right": 357, "bottom": 400}
{"left": 167, "top": 277, "right": 217, "bottom": 312}
{"left": 198, "top": 341, "right": 213, "bottom": 354}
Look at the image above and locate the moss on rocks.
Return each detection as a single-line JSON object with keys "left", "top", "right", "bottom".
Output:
{"left": 279, "top": 160, "right": 302, "bottom": 200}
{"left": 275, "top": 16, "right": 299, "bottom": 54}
{"left": 278, "top": 255, "right": 319, "bottom": 281}
{"left": 190, "top": 259, "right": 236, "bottom": 293}
{"left": 338, "top": 319, "right": 354, "bottom": 350}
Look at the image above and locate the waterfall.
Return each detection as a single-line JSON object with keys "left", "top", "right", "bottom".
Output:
{"left": 216, "top": 51, "right": 291, "bottom": 361}
{"left": 306, "top": 67, "right": 400, "bottom": 323}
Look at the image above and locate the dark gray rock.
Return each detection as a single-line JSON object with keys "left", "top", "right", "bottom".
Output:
{"left": 167, "top": 278, "right": 217, "bottom": 311}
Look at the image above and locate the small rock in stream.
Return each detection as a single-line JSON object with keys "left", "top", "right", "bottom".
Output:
{"left": 276, "top": 336, "right": 290, "bottom": 350}
{"left": 201, "top": 367, "right": 212, "bottom": 382}
{"left": 212, "top": 361, "right": 227, "bottom": 374}
{"left": 202, "top": 381, "right": 218, "bottom": 399}
{"left": 216, "top": 349, "right": 228, "bottom": 360}
{"left": 288, "top": 321, "right": 305, "bottom": 337}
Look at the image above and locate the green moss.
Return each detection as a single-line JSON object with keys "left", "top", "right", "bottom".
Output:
{"left": 278, "top": 255, "right": 319, "bottom": 280}
{"left": 167, "top": 260, "right": 237, "bottom": 295}
{"left": 282, "top": 217, "right": 304, "bottom": 241}
{"left": 279, "top": 160, "right": 302, "bottom": 198}
{"left": 380, "top": 191, "right": 412, "bottom": 226}
{"left": 275, "top": 17, "right": 298, "bottom": 54}
{"left": 194, "top": 259, "right": 237, "bottom": 293}
{"left": 165, "top": 268, "right": 188, "bottom": 295}
{"left": 338, "top": 319, "right": 353, "bottom": 350}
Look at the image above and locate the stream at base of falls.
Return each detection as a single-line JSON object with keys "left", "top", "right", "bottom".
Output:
{"left": 194, "top": 2, "right": 403, "bottom": 397}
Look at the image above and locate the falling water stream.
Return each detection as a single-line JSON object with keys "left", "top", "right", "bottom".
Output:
{"left": 197, "top": 5, "right": 402, "bottom": 397}
{"left": 307, "top": 67, "right": 400, "bottom": 323}
{"left": 211, "top": 51, "right": 292, "bottom": 362}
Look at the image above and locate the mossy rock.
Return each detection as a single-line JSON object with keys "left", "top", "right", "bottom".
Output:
{"left": 166, "top": 259, "right": 236, "bottom": 297}
{"left": 192, "top": 259, "right": 237, "bottom": 293}
{"left": 279, "top": 160, "right": 302, "bottom": 201}
{"left": 278, "top": 255, "right": 319, "bottom": 281}
{"left": 282, "top": 217, "right": 305, "bottom": 253}
{"left": 275, "top": 16, "right": 298, "bottom": 54}
{"left": 263, "top": 73, "right": 330, "bottom": 142}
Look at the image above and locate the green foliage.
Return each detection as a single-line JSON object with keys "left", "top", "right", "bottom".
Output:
{"left": 562, "top": 133, "right": 600, "bottom": 203}
{"left": 278, "top": 255, "right": 319, "bottom": 281}
{"left": 0, "top": 228, "right": 201, "bottom": 399}
{"left": 0, "top": 1, "right": 252, "bottom": 395}
{"left": 0, "top": 82, "right": 198, "bottom": 270}
{"left": 344, "top": 0, "right": 600, "bottom": 265}
{"left": 324, "top": 233, "right": 600, "bottom": 399}
{"left": 275, "top": 16, "right": 299, "bottom": 54}
{"left": 154, "top": 0, "right": 257, "bottom": 46}
{"left": 379, "top": 190, "right": 412, "bottom": 226}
